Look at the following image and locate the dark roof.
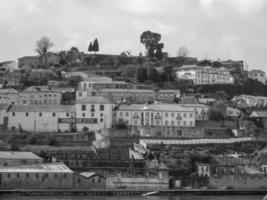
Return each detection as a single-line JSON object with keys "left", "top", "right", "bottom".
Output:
{"left": 8, "top": 105, "right": 75, "bottom": 113}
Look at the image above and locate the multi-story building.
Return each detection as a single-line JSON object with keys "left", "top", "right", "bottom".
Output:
{"left": 179, "top": 104, "right": 209, "bottom": 120}
{"left": 77, "top": 88, "right": 180, "bottom": 103}
{"left": 232, "top": 95, "right": 267, "bottom": 108}
{"left": 115, "top": 104, "right": 196, "bottom": 128}
{"left": 5, "top": 96, "right": 113, "bottom": 133}
{"left": 8, "top": 105, "right": 75, "bottom": 132}
{"left": 75, "top": 96, "right": 113, "bottom": 131}
{"left": 248, "top": 69, "right": 266, "bottom": 84}
{"left": 176, "top": 65, "right": 234, "bottom": 85}
{"left": 0, "top": 151, "right": 43, "bottom": 166}
{"left": 19, "top": 86, "right": 62, "bottom": 105}
{"left": 0, "top": 89, "right": 19, "bottom": 104}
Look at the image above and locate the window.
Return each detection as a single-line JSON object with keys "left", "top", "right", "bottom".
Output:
{"left": 91, "top": 113, "right": 94, "bottom": 117}
{"left": 26, "top": 173, "right": 29, "bottom": 178}
{"left": 17, "top": 174, "right": 20, "bottom": 178}
{"left": 171, "top": 113, "right": 174, "bottom": 117}
{"left": 7, "top": 173, "right": 10, "bottom": 178}
{"left": 100, "top": 113, "right": 103, "bottom": 117}
{"left": 171, "top": 121, "right": 174, "bottom": 126}
{"left": 165, "top": 121, "right": 168, "bottom": 126}
{"left": 190, "top": 121, "right": 193, "bottom": 126}
{"left": 54, "top": 174, "right": 58, "bottom": 178}
{"left": 99, "top": 104, "right": 104, "bottom": 111}
{"left": 36, "top": 174, "right": 39, "bottom": 178}
{"left": 66, "top": 113, "right": 69, "bottom": 117}
{"left": 12, "top": 112, "right": 15, "bottom": 116}
{"left": 165, "top": 113, "right": 168, "bottom": 117}
{"left": 183, "top": 113, "right": 187, "bottom": 118}
{"left": 79, "top": 91, "right": 82, "bottom": 97}
{"left": 64, "top": 174, "right": 67, "bottom": 178}
{"left": 183, "top": 121, "right": 187, "bottom": 126}
{"left": 25, "top": 112, "right": 29, "bottom": 117}
{"left": 81, "top": 104, "right": 86, "bottom": 111}
{"left": 82, "top": 113, "right": 85, "bottom": 117}
{"left": 91, "top": 105, "right": 95, "bottom": 112}
{"left": 52, "top": 113, "right": 56, "bottom": 117}
{"left": 126, "top": 112, "right": 129, "bottom": 117}
{"left": 100, "top": 118, "right": 103, "bottom": 122}
{"left": 120, "top": 112, "right": 123, "bottom": 117}
{"left": 189, "top": 113, "right": 193, "bottom": 118}
{"left": 39, "top": 112, "right": 42, "bottom": 117}
{"left": 92, "top": 178, "right": 95, "bottom": 183}
{"left": 98, "top": 177, "right": 101, "bottom": 183}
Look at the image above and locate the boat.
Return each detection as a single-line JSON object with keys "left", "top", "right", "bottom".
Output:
{"left": 142, "top": 191, "right": 159, "bottom": 196}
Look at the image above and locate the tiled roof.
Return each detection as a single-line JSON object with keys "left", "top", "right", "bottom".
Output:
{"left": 8, "top": 105, "right": 75, "bottom": 113}
{"left": 0, "top": 151, "right": 42, "bottom": 160}
{"left": 119, "top": 104, "right": 195, "bottom": 112}
{"left": 0, "top": 162, "right": 73, "bottom": 173}
{"left": 77, "top": 96, "right": 111, "bottom": 104}
{"left": 0, "top": 89, "right": 18, "bottom": 94}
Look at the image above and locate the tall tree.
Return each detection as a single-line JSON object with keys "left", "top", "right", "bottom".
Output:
{"left": 177, "top": 46, "right": 190, "bottom": 57}
{"left": 140, "top": 30, "right": 162, "bottom": 58}
{"left": 92, "top": 38, "right": 99, "bottom": 54}
{"left": 155, "top": 43, "right": 164, "bottom": 60}
{"left": 35, "top": 37, "right": 54, "bottom": 67}
{"left": 88, "top": 42, "right": 93, "bottom": 52}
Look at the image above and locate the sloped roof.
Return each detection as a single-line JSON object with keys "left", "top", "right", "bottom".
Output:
{"left": 8, "top": 105, "right": 75, "bottom": 113}
{"left": 119, "top": 104, "right": 195, "bottom": 112}
{"left": 0, "top": 162, "right": 72, "bottom": 173}
{"left": 0, "top": 151, "right": 42, "bottom": 160}
{"left": 79, "top": 172, "right": 104, "bottom": 178}
{"left": 77, "top": 96, "right": 111, "bottom": 104}
{"left": 250, "top": 111, "right": 267, "bottom": 118}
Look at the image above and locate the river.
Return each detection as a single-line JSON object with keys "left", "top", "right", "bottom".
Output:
{"left": 0, "top": 196, "right": 263, "bottom": 200}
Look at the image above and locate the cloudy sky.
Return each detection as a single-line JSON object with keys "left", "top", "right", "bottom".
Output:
{"left": 0, "top": 0, "right": 267, "bottom": 71}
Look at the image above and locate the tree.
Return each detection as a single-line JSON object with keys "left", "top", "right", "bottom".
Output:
{"left": 136, "top": 67, "right": 147, "bottom": 83}
{"left": 177, "top": 46, "right": 190, "bottom": 57}
{"left": 147, "top": 67, "right": 160, "bottom": 82}
{"left": 92, "top": 38, "right": 99, "bottom": 53}
{"left": 35, "top": 37, "right": 54, "bottom": 67}
{"left": 208, "top": 109, "right": 225, "bottom": 121}
{"left": 140, "top": 30, "right": 162, "bottom": 58}
{"left": 155, "top": 43, "right": 164, "bottom": 60}
{"left": 88, "top": 42, "right": 93, "bottom": 52}
{"left": 67, "top": 47, "right": 80, "bottom": 64}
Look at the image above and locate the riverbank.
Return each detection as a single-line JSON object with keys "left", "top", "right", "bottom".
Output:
{"left": 1, "top": 189, "right": 267, "bottom": 196}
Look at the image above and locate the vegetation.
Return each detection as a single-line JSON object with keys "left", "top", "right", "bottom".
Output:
{"left": 35, "top": 36, "right": 54, "bottom": 67}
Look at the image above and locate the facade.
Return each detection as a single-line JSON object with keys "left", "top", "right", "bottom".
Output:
{"left": 248, "top": 69, "right": 266, "bottom": 84}
{"left": 196, "top": 163, "right": 211, "bottom": 177}
{"left": 75, "top": 96, "right": 113, "bottom": 131}
{"left": 116, "top": 104, "right": 196, "bottom": 128}
{"left": 0, "top": 151, "right": 43, "bottom": 166}
{"left": 176, "top": 65, "right": 234, "bottom": 85}
{"left": 18, "top": 56, "right": 39, "bottom": 68}
{"left": 232, "top": 95, "right": 267, "bottom": 108}
{"left": 0, "top": 61, "right": 18, "bottom": 75}
{"left": 78, "top": 88, "right": 180, "bottom": 103}
{"left": 20, "top": 86, "right": 62, "bottom": 105}
{"left": 0, "top": 89, "right": 19, "bottom": 104}
{"left": 179, "top": 104, "right": 209, "bottom": 121}
{"left": 8, "top": 105, "right": 75, "bottom": 132}
{"left": 0, "top": 71, "right": 21, "bottom": 87}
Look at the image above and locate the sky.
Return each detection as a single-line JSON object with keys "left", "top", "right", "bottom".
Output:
{"left": 0, "top": 0, "right": 267, "bottom": 71}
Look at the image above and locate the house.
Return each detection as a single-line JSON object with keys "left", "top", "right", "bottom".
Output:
{"left": 79, "top": 172, "right": 106, "bottom": 188}
{"left": 250, "top": 110, "right": 267, "bottom": 130}
{"left": 176, "top": 65, "right": 234, "bottom": 85}
{"left": 75, "top": 96, "right": 113, "bottom": 131}
{"left": 18, "top": 56, "right": 39, "bottom": 68}
{"left": 179, "top": 104, "right": 209, "bottom": 120}
{"left": 8, "top": 105, "right": 75, "bottom": 132}
{"left": 0, "top": 61, "right": 18, "bottom": 75}
{"left": 0, "top": 70, "right": 22, "bottom": 88}
{"left": 116, "top": 103, "right": 196, "bottom": 128}
{"left": 0, "top": 89, "right": 19, "bottom": 105}
{"left": 0, "top": 151, "right": 43, "bottom": 166}
{"left": 196, "top": 163, "right": 211, "bottom": 177}
{"left": 248, "top": 69, "right": 266, "bottom": 84}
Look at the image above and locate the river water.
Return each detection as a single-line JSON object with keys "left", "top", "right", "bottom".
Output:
{"left": 0, "top": 196, "right": 263, "bottom": 200}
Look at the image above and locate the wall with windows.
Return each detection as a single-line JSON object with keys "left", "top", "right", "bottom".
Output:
{"left": 75, "top": 102, "right": 112, "bottom": 131}
{"left": 8, "top": 110, "right": 74, "bottom": 132}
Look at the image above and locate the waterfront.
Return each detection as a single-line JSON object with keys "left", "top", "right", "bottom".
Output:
{"left": 0, "top": 196, "right": 263, "bottom": 200}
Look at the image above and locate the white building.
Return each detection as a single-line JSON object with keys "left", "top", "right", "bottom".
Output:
{"left": 0, "top": 89, "right": 19, "bottom": 104}
{"left": 248, "top": 69, "right": 266, "bottom": 84}
{"left": 232, "top": 95, "right": 267, "bottom": 108}
{"left": 176, "top": 65, "right": 234, "bottom": 85}
{"left": 116, "top": 104, "right": 196, "bottom": 128}
{"left": 179, "top": 104, "right": 209, "bottom": 120}
{"left": 0, "top": 61, "right": 18, "bottom": 75}
{"left": 8, "top": 105, "right": 75, "bottom": 132}
{"left": 75, "top": 96, "right": 113, "bottom": 131}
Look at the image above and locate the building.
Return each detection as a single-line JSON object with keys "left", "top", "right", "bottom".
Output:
{"left": 78, "top": 88, "right": 181, "bottom": 104}
{"left": 0, "top": 89, "right": 19, "bottom": 105}
{"left": 39, "top": 52, "right": 60, "bottom": 66}
{"left": 196, "top": 163, "right": 211, "bottom": 177}
{"left": 176, "top": 65, "right": 234, "bottom": 85}
{"left": 179, "top": 104, "right": 209, "bottom": 121}
{"left": 116, "top": 104, "right": 196, "bottom": 128}
{"left": 8, "top": 105, "right": 75, "bottom": 132}
{"left": 232, "top": 95, "right": 267, "bottom": 108}
{"left": 248, "top": 69, "right": 266, "bottom": 84}
{"left": 0, "top": 151, "right": 43, "bottom": 166}
{"left": 0, "top": 61, "right": 18, "bottom": 75}
{"left": 18, "top": 56, "right": 39, "bottom": 68}
{"left": 20, "top": 86, "right": 62, "bottom": 105}
{"left": 0, "top": 104, "right": 9, "bottom": 127}
{"left": 62, "top": 71, "right": 89, "bottom": 80}
{"left": 75, "top": 96, "right": 113, "bottom": 131}
{"left": 0, "top": 70, "right": 21, "bottom": 88}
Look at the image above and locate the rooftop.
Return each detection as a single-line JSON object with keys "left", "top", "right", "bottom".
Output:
{"left": 79, "top": 172, "right": 104, "bottom": 178}
{"left": 0, "top": 162, "right": 73, "bottom": 173}
{"left": 23, "top": 86, "right": 61, "bottom": 93}
{"left": 77, "top": 96, "right": 111, "bottom": 104}
{"left": 8, "top": 105, "right": 75, "bottom": 113}
{"left": 118, "top": 104, "right": 195, "bottom": 112}
{"left": 0, "top": 88, "right": 18, "bottom": 94}
{"left": 0, "top": 151, "right": 42, "bottom": 160}
{"left": 250, "top": 69, "right": 265, "bottom": 74}
{"left": 250, "top": 110, "right": 267, "bottom": 118}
